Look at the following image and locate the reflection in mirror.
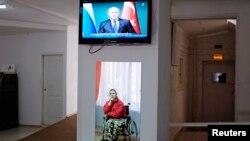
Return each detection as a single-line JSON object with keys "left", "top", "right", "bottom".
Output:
{"left": 212, "top": 72, "right": 226, "bottom": 83}
{"left": 95, "top": 61, "right": 141, "bottom": 141}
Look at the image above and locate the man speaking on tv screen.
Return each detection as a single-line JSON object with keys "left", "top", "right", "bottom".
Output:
{"left": 98, "top": 7, "right": 136, "bottom": 34}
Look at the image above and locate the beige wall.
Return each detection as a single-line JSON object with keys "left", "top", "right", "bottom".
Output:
{"left": 171, "top": 24, "right": 190, "bottom": 123}
{"left": 170, "top": 24, "right": 189, "bottom": 141}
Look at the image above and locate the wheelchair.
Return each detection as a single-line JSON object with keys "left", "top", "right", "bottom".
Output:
{"left": 102, "top": 105, "right": 138, "bottom": 141}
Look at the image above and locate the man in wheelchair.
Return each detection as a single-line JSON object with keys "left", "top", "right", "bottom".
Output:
{"left": 102, "top": 89, "right": 127, "bottom": 141}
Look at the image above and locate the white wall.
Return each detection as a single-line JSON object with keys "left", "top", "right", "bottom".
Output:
{"left": 157, "top": 0, "right": 171, "bottom": 140}
{"left": 77, "top": 0, "right": 250, "bottom": 140}
{"left": 66, "top": 25, "right": 78, "bottom": 115}
{"left": 171, "top": 0, "right": 250, "bottom": 121}
{"left": 0, "top": 31, "right": 67, "bottom": 125}
{"left": 77, "top": 0, "right": 171, "bottom": 140}
{"left": 78, "top": 41, "right": 159, "bottom": 141}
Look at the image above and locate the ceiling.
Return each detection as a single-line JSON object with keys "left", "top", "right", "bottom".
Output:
{"left": 0, "top": 0, "right": 78, "bottom": 24}
{"left": 0, "top": 0, "right": 78, "bottom": 35}
{"left": 173, "top": 19, "right": 236, "bottom": 37}
{"left": 0, "top": 0, "right": 236, "bottom": 36}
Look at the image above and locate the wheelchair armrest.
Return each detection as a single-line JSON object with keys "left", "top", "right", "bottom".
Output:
{"left": 123, "top": 115, "right": 131, "bottom": 119}
{"left": 103, "top": 115, "right": 130, "bottom": 122}
{"left": 103, "top": 115, "right": 110, "bottom": 121}
{"left": 122, "top": 115, "right": 131, "bottom": 125}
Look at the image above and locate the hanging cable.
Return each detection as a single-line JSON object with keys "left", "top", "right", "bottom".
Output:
{"left": 89, "top": 45, "right": 104, "bottom": 54}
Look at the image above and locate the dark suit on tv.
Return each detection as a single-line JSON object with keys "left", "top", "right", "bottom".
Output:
{"left": 98, "top": 18, "right": 136, "bottom": 34}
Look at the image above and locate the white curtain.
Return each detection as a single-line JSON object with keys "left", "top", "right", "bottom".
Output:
{"left": 96, "top": 62, "right": 141, "bottom": 112}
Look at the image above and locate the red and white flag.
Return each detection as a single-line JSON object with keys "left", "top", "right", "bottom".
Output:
{"left": 121, "top": 2, "right": 141, "bottom": 34}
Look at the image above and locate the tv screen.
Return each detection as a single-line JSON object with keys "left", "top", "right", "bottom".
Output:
{"left": 79, "top": 0, "right": 151, "bottom": 44}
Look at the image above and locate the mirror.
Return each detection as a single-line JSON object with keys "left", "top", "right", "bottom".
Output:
{"left": 95, "top": 61, "right": 141, "bottom": 141}
{"left": 212, "top": 72, "right": 227, "bottom": 83}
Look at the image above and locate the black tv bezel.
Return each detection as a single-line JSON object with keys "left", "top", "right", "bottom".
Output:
{"left": 78, "top": 0, "right": 152, "bottom": 45}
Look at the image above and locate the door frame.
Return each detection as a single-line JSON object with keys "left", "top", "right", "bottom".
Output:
{"left": 41, "top": 53, "right": 66, "bottom": 125}
{"left": 171, "top": 2, "right": 240, "bottom": 122}
{"left": 170, "top": 18, "right": 238, "bottom": 123}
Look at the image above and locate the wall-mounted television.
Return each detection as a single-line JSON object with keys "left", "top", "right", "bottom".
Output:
{"left": 79, "top": 0, "right": 152, "bottom": 45}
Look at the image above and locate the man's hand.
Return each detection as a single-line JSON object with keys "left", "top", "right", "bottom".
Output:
{"left": 108, "top": 98, "right": 114, "bottom": 106}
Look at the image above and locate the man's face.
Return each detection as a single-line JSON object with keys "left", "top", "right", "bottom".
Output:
{"left": 109, "top": 90, "right": 117, "bottom": 100}
{"left": 108, "top": 7, "right": 119, "bottom": 21}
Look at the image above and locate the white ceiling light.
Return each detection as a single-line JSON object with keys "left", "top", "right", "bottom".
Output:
{"left": 227, "top": 19, "right": 236, "bottom": 25}
{"left": 0, "top": 4, "right": 7, "bottom": 9}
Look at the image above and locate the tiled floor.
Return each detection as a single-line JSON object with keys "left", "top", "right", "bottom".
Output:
{"left": 0, "top": 126, "right": 43, "bottom": 141}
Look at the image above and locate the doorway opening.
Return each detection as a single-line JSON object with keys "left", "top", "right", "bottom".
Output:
{"left": 170, "top": 18, "right": 236, "bottom": 141}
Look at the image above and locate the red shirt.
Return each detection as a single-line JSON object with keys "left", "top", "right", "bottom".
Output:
{"left": 103, "top": 97, "right": 127, "bottom": 118}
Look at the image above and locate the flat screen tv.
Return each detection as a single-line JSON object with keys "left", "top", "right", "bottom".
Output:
{"left": 79, "top": 0, "right": 152, "bottom": 44}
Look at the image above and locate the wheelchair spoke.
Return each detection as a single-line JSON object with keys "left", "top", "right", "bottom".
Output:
{"left": 127, "top": 119, "right": 138, "bottom": 141}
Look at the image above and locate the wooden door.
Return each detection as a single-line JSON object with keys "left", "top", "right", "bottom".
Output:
{"left": 202, "top": 61, "right": 235, "bottom": 122}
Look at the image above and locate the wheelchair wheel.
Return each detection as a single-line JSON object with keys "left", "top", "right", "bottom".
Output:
{"left": 127, "top": 119, "right": 138, "bottom": 141}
